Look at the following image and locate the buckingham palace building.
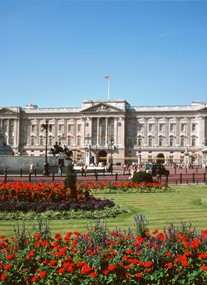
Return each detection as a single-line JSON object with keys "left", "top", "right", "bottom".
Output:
{"left": 0, "top": 99, "right": 207, "bottom": 168}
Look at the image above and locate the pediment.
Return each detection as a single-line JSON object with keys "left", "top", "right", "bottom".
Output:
{"left": 81, "top": 103, "right": 123, "bottom": 113}
{"left": 199, "top": 106, "right": 207, "bottom": 112}
{"left": 0, "top": 108, "right": 18, "bottom": 115}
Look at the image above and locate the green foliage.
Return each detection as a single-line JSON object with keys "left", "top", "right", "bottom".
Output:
{"left": 13, "top": 219, "right": 50, "bottom": 249}
{"left": 131, "top": 170, "right": 153, "bottom": 183}
{"left": 0, "top": 205, "right": 128, "bottom": 220}
{"left": 134, "top": 213, "right": 149, "bottom": 237}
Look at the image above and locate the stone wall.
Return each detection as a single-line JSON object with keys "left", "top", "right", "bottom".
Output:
{"left": 0, "top": 155, "right": 60, "bottom": 174}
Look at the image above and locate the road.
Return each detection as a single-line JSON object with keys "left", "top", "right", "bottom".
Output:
{"left": 0, "top": 165, "right": 206, "bottom": 185}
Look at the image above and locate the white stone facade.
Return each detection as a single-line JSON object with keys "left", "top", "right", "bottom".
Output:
{"left": 0, "top": 99, "right": 207, "bottom": 167}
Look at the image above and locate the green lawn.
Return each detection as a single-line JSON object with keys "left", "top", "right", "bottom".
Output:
{"left": 1, "top": 185, "right": 207, "bottom": 237}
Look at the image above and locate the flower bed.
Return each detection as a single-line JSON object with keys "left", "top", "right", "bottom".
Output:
{"left": 0, "top": 181, "right": 128, "bottom": 220}
{"left": 0, "top": 181, "right": 173, "bottom": 220}
{"left": 77, "top": 181, "right": 173, "bottom": 194}
{"left": 0, "top": 181, "right": 171, "bottom": 203}
{"left": 0, "top": 216, "right": 207, "bottom": 284}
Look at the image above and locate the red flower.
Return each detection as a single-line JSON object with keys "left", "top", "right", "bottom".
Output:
{"left": 49, "top": 260, "right": 57, "bottom": 267}
{"left": 135, "top": 272, "right": 143, "bottom": 278}
{"left": 39, "top": 271, "right": 47, "bottom": 279}
{"left": 152, "top": 228, "right": 158, "bottom": 235}
{"left": 67, "top": 263, "right": 75, "bottom": 273}
{"left": 181, "top": 261, "right": 188, "bottom": 267}
{"left": 31, "top": 276, "right": 39, "bottom": 282}
{"left": 165, "top": 252, "right": 172, "bottom": 257}
{"left": 4, "top": 264, "right": 12, "bottom": 270}
{"left": 81, "top": 263, "right": 92, "bottom": 274}
{"left": 108, "top": 264, "right": 116, "bottom": 271}
{"left": 1, "top": 274, "right": 8, "bottom": 281}
{"left": 58, "top": 268, "right": 65, "bottom": 274}
{"left": 125, "top": 249, "right": 133, "bottom": 254}
{"left": 55, "top": 233, "right": 62, "bottom": 240}
{"left": 201, "top": 265, "right": 207, "bottom": 271}
{"left": 164, "top": 263, "right": 173, "bottom": 268}
{"left": 144, "top": 261, "right": 153, "bottom": 268}
{"left": 77, "top": 261, "right": 85, "bottom": 267}
{"left": 6, "top": 253, "right": 15, "bottom": 260}
{"left": 90, "top": 272, "right": 98, "bottom": 278}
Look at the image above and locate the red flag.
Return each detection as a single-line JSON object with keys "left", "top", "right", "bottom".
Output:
{"left": 104, "top": 75, "right": 110, "bottom": 79}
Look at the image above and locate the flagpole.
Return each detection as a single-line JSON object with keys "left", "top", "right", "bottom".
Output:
{"left": 104, "top": 75, "right": 110, "bottom": 100}
{"left": 108, "top": 77, "right": 110, "bottom": 100}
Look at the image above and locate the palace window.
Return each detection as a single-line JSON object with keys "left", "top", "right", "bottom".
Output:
{"left": 32, "top": 125, "right": 35, "bottom": 132}
{"left": 192, "top": 138, "right": 196, "bottom": 146}
{"left": 40, "top": 137, "right": 44, "bottom": 146}
{"left": 68, "top": 138, "right": 72, "bottom": 146}
{"left": 181, "top": 137, "right": 185, "bottom": 147}
{"left": 192, "top": 124, "right": 197, "bottom": 132}
{"left": 159, "top": 124, "right": 164, "bottom": 132}
{"left": 159, "top": 137, "right": 163, "bottom": 146}
{"left": 59, "top": 125, "right": 63, "bottom": 132}
{"left": 49, "top": 137, "right": 53, "bottom": 146}
{"left": 68, "top": 124, "right": 73, "bottom": 132}
{"left": 149, "top": 124, "right": 153, "bottom": 132}
{"left": 31, "top": 137, "right": 35, "bottom": 146}
{"left": 170, "top": 123, "right": 175, "bottom": 132}
{"left": 138, "top": 138, "right": 142, "bottom": 146}
{"left": 77, "top": 137, "right": 81, "bottom": 146}
{"left": 148, "top": 137, "right": 153, "bottom": 147}
{"left": 137, "top": 124, "right": 143, "bottom": 132}
{"left": 77, "top": 124, "right": 81, "bottom": 132}
{"left": 170, "top": 137, "right": 174, "bottom": 147}
{"left": 181, "top": 123, "right": 186, "bottom": 132}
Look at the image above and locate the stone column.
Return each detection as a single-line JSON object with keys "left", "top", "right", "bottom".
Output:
{"left": 13, "top": 119, "right": 19, "bottom": 147}
{"left": 165, "top": 117, "right": 169, "bottom": 146}
{"left": 176, "top": 117, "right": 180, "bottom": 145}
{"left": 114, "top": 117, "right": 118, "bottom": 145}
{"left": 199, "top": 116, "right": 205, "bottom": 146}
{"left": 143, "top": 118, "right": 148, "bottom": 146}
{"left": 105, "top": 117, "right": 108, "bottom": 145}
{"left": 186, "top": 117, "right": 191, "bottom": 146}
{"left": 97, "top": 118, "right": 100, "bottom": 145}
{"left": 154, "top": 118, "right": 158, "bottom": 146}
{"left": 73, "top": 118, "right": 77, "bottom": 145}
{"left": 36, "top": 119, "right": 40, "bottom": 146}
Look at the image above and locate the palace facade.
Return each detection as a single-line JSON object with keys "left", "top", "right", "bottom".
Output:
{"left": 0, "top": 99, "right": 207, "bottom": 167}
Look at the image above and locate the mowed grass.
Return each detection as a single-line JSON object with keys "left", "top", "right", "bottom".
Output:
{"left": 1, "top": 184, "right": 207, "bottom": 237}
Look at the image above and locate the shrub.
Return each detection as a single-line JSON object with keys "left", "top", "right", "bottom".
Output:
{"left": 131, "top": 171, "right": 153, "bottom": 183}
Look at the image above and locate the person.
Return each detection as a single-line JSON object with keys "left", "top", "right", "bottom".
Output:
{"left": 57, "top": 163, "right": 62, "bottom": 175}
{"left": 30, "top": 162, "right": 34, "bottom": 174}
{"left": 84, "top": 165, "right": 87, "bottom": 176}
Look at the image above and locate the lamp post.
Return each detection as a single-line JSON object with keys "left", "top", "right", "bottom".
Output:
{"left": 94, "top": 145, "right": 99, "bottom": 166}
{"left": 202, "top": 138, "right": 207, "bottom": 170}
{"left": 109, "top": 137, "right": 114, "bottom": 174}
{"left": 184, "top": 146, "right": 190, "bottom": 168}
{"left": 137, "top": 147, "right": 142, "bottom": 168}
{"left": 41, "top": 119, "right": 52, "bottom": 176}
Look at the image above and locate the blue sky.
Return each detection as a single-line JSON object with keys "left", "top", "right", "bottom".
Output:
{"left": 0, "top": 0, "right": 207, "bottom": 108}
